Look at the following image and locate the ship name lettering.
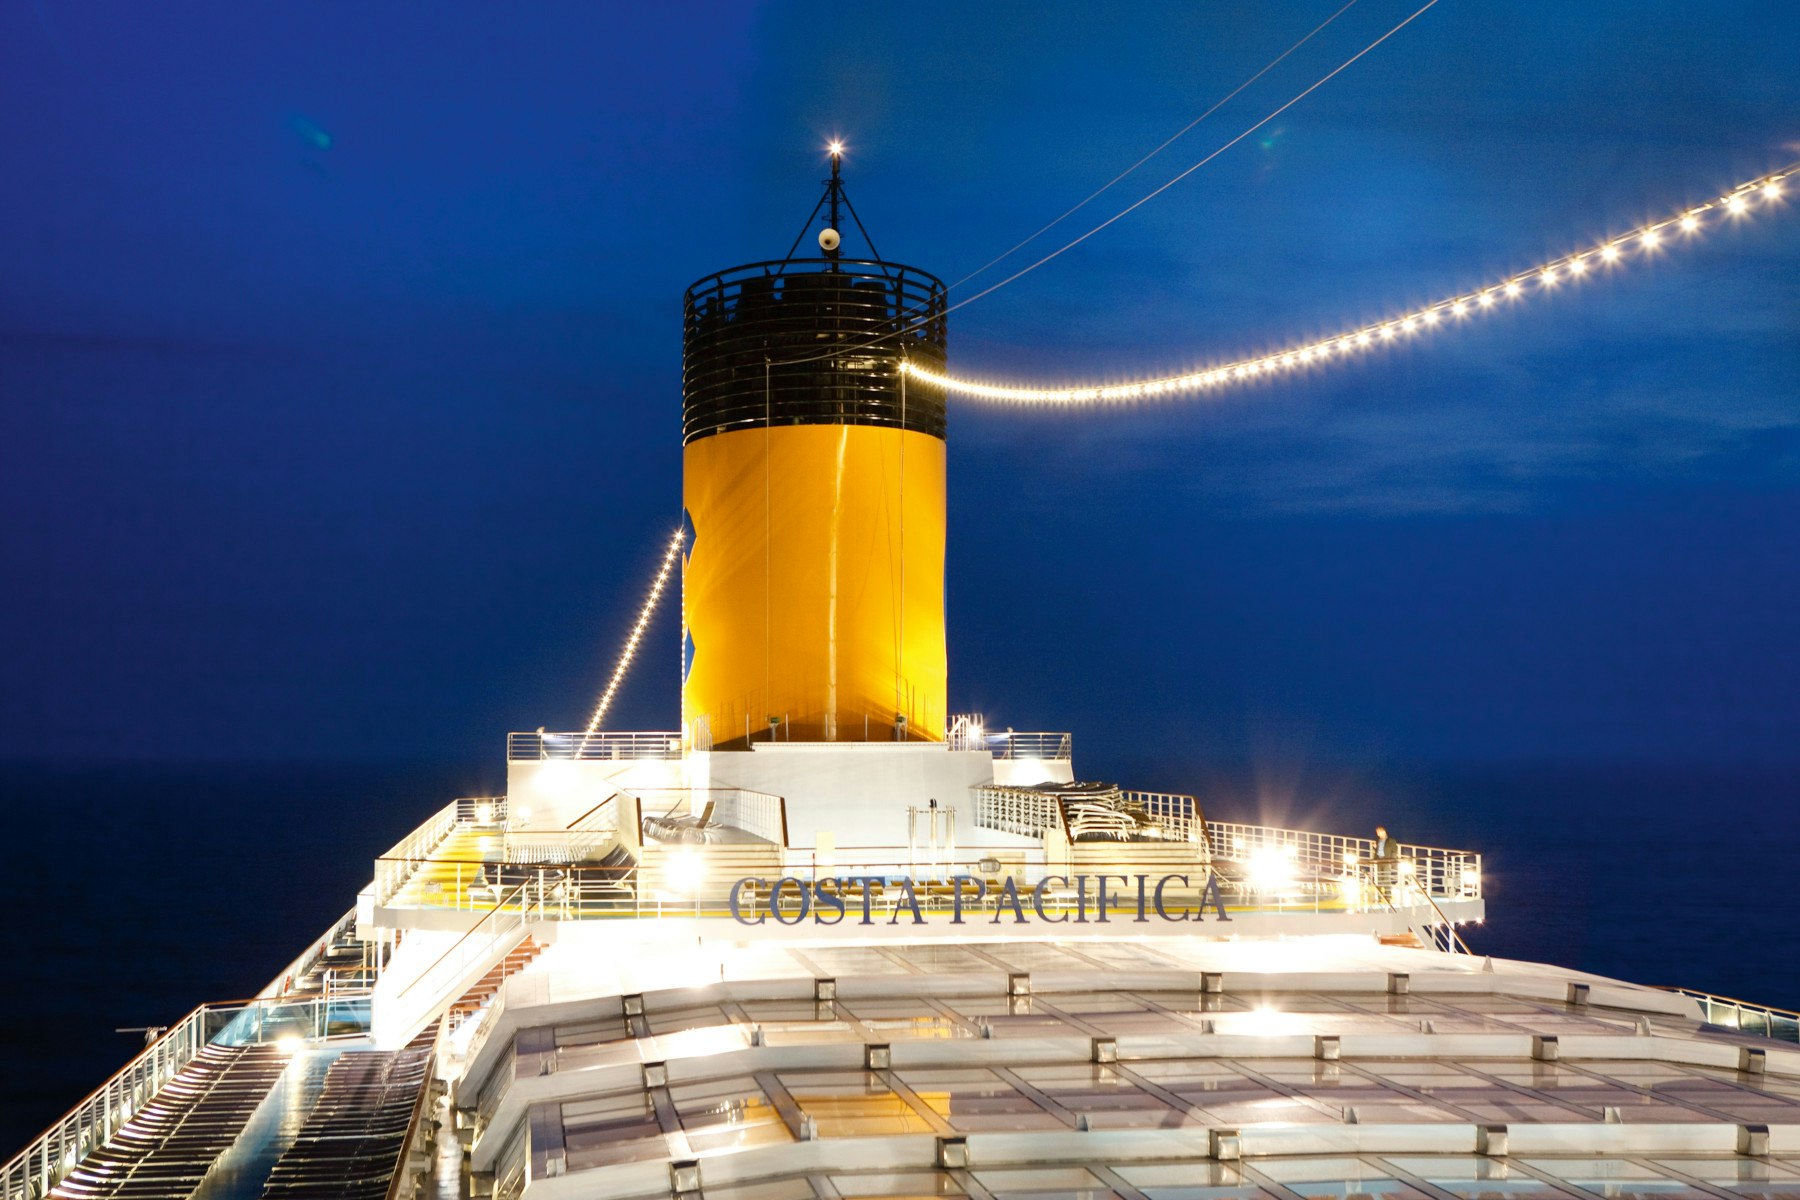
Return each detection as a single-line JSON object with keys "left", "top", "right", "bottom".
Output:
{"left": 727, "top": 873, "right": 1231, "bottom": 926}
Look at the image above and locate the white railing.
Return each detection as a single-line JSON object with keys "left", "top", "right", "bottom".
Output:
{"left": 973, "top": 786, "right": 1203, "bottom": 845}
{"left": 1, "top": 995, "right": 370, "bottom": 1200}
{"left": 1661, "top": 988, "right": 1800, "bottom": 1043}
{"left": 502, "top": 792, "right": 618, "bottom": 864}
{"left": 372, "top": 798, "right": 511, "bottom": 907}
{"left": 947, "top": 716, "right": 1073, "bottom": 760}
{"left": 256, "top": 907, "right": 360, "bottom": 998}
{"left": 456, "top": 795, "right": 508, "bottom": 824}
{"left": 1123, "top": 791, "right": 1204, "bottom": 843}
{"left": 972, "top": 785, "right": 1066, "bottom": 838}
{"left": 389, "top": 882, "right": 545, "bottom": 1044}
{"left": 703, "top": 789, "right": 788, "bottom": 844}
{"left": 373, "top": 800, "right": 460, "bottom": 907}
{"left": 507, "top": 731, "right": 681, "bottom": 761}
{"left": 1204, "top": 821, "right": 1482, "bottom": 900}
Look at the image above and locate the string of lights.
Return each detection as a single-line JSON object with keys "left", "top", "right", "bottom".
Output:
{"left": 904, "top": 164, "right": 1796, "bottom": 406}
{"left": 581, "top": 526, "right": 685, "bottom": 737}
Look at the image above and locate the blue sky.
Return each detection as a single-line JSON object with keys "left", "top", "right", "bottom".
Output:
{"left": 2, "top": 1, "right": 1797, "bottom": 770}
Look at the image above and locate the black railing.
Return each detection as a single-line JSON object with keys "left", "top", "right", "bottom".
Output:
{"left": 683, "top": 257, "right": 948, "bottom": 444}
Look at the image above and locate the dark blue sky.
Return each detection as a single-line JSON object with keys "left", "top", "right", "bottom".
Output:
{"left": 4, "top": 1, "right": 1798, "bottom": 772}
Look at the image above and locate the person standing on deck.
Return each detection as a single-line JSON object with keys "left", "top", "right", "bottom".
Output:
{"left": 1373, "top": 825, "right": 1400, "bottom": 894}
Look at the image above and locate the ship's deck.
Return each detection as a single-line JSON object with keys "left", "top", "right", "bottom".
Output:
{"left": 453, "top": 933, "right": 1800, "bottom": 1200}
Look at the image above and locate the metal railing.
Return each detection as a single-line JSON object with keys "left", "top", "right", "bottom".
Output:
{"left": 670, "top": 787, "right": 789, "bottom": 845}
{"left": 507, "top": 731, "right": 681, "bottom": 761}
{"left": 373, "top": 800, "right": 460, "bottom": 908}
{"left": 1123, "top": 791, "right": 1205, "bottom": 843}
{"left": 382, "top": 1027, "right": 442, "bottom": 1200}
{"left": 375, "top": 859, "right": 586, "bottom": 912}
{"left": 456, "top": 795, "right": 508, "bottom": 824}
{"left": 372, "top": 798, "right": 512, "bottom": 907}
{"left": 1662, "top": 988, "right": 1800, "bottom": 1043}
{"left": 367, "top": 850, "right": 1441, "bottom": 923}
{"left": 971, "top": 786, "right": 1205, "bottom": 846}
{"left": 972, "top": 785, "right": 1065, "bottom": 838}
{"left": 947, "top": 716, "right": 1074, "bottom": 760}
{"left": 1203, "top": 821, "right": 1481, "bottom": 900}
{"left": 501, "top": 793, "right": 617, "bottom": 864}
{"left": 257, "top": 907, "right": 360, "bottom": 998}
{"left": 1, "top": 994, "right": 370, "bottom": 1200}
{"left": 390, "top": 883, "right": 546, "bottom": 1044}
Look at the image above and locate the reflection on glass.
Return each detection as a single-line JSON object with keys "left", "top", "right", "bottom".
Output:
{"left": 898, "top": 1068, "right": 1060, "bottom": 1131}
{"left": 1252, "top": 1157, "right": 1433, "bottom": 1200}
{"left": 1381, "top": 1155, "right": 1579, "bottom": 1199}
{"left": 1519, "top": 1159, "right": 1715, "bottom": 1200}
{"left": 1653, "top": 1158, "right": 1800, "bottom": 1199}
{"left": 783, "top": 1070, "right": 934, "bottom": 1136}
{"left": 1121, "top": 1161, "right": 1272, "bottom": 1200}
{"left": 832, "top": 1169, "right": 969, "bottom": 1198}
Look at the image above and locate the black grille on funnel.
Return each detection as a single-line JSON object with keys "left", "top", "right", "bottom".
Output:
{"left": 682, "top": 258, "right": 948, "bottom": 444}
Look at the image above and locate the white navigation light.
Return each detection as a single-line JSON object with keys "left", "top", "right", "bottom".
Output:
{"left": 818, "top": 228, "right": 841, "bottom": 252}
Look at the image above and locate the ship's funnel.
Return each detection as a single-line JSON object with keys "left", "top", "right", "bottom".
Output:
{"left": 680, "top": 172, "right": 948, "bottom": 750}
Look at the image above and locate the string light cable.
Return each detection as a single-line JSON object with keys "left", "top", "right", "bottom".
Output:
{"left": 947, "top": 0, "right": 1361, "bottom": 292}
{"left": 581, "top": 525, "right": 685, "bottom": 738}
{"left": 774, "top": 0, "right": 1438, "bottom": 370}
{"left": 903, "top": 164, "right": 1795, "bottom": 405}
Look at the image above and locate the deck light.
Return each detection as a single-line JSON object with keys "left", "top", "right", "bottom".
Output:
{"left": 1248, "top": 847, "right": 1292, "bottom": 891}
{"left": 668, "top": 848, "right": 707, "bottom": 896}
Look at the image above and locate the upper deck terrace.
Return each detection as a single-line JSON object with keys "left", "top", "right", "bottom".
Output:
{"left": 364, "top": 784, "right": 1484, "bottom": 944}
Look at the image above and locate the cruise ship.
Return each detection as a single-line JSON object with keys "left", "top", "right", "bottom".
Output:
{"left": 12, "top": 156, "right": 1800, "bottom": 1200}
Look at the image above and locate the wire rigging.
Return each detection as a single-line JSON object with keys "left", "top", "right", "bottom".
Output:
{"left": 942, "top": 0, "right": 1441, "bottom": 320}
{"left": 946, "top": 0, "right": 1361, "bottom": 292}
{"left": 772, "top": 0, "right": 1436, "bottom": 369}
{"left": 903, "top": 165, "right": 1796, "bottom": 405}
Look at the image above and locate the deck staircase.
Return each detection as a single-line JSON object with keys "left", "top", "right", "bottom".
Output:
{"left": 447, "top": 936, "right": 545, "bottom": 1033}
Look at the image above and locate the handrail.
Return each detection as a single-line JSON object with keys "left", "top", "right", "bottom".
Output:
{"left": 564, "top": 791, "right": 620, "bottom": 830}
{"left": 508, "top": 731, "right": 681, "bottom": 761}
{"left": 1369, "top": 877, "right": 1473, "bottom": 954}
{"left": 1657, "top": 986, "right": 1800, "bottom": 1043}
{"left": 398, "top": 882, "right": 532, "bottom": 1003}
{"left": 1206, "top": 821, "right": 1481, "bottom": 900}
{"left": 257, "top": 906, "right": 360, "bottom": 998}
{"left": 373, "top": 800, "right": 459, "bottom": 907}
{"left": 382, "top": 1021, "right": 443, "bottom": 1200}
{"left": 1, "top": 993, "right": 371, "bottom": 1200}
